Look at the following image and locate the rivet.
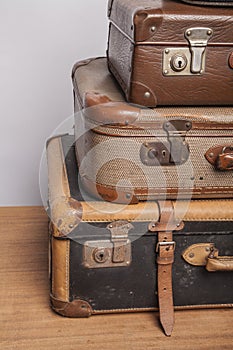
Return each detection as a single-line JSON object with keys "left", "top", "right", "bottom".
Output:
{"left": 189, "top": 253, "right": 194, "bottom": 258}
{"left": 126, "top": 193, "right": 131, "bottom": 199}
{"left": 207, "top": 30, "right": 212, "bottom": 36}
{"left": 125, "top": 120, "right": 129, "bottom": 125}
{"left": 209, "top": 152, "right": 214, "bottom": 158}
{"left": 165, "top": 49, "right": 170, "bottom": 54}
{"left": 151, "top": 223, "right": 156, "bottom": 228}
{"left": 200, "top": 69, "right": 204, "bottom": 74}
{"left": 205, "top": 247, "right": 210, "bottom": 252}
{"left": 186, "top": 30, "right": 191, "bottom": 36}
{"left": 109, "top": 224, "right": 113, "bottom": 228}
{"left": 151, "top": 26, "right": 156, "bottom": 32}
{"left": 69, "top": 224, "right": 74, "bottom": 229}
{"left": 144, "top": 92, "right": 151, "bottom": 98}
{"left": 186, "top": 122, "right": 191, "bottom": 129}
{"left": 164, "top": 70, "right": 169, "bottom": 75}
{"left": 176, "top": 223, "right": 180, "bottom": 227}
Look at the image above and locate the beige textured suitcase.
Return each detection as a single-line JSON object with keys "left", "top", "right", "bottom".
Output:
{"left": 72, "top": 57, "right": 233, "bottom": 204}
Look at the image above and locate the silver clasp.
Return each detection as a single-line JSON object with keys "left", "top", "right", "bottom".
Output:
{"left": 185, "top": 27, "right": 213, "bottom": 74}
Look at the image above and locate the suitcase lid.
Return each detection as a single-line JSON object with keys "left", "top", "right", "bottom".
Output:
{"left": 108, "top": 0, "right": 233, "bottom": 44}
{"left": 72, "top": 58, "right": 233, "bottom": 135}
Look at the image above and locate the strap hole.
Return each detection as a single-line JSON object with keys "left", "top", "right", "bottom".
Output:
{"left": 164, "top": 288, "right": 167, "bottom": 291}
{"left": 166, "top": 247, "right": 170, "bottom": 251}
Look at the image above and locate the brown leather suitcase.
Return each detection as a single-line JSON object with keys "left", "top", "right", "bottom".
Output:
{"left": 72, "top": 57, "right": 233, "bottom": 204}
{"left": 47, "top": 134, "right": 233, "bottom": 337}
{"left": 107, "top": 0, "right": 233, "bottom": 107}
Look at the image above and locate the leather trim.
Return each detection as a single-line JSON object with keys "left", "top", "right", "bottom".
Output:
{"left": 182, "top": 243, "right": 214, "bottom": 266}
{"left": 174, "top": 200, "right": 233, "bottom": 221}
{"left": 84, "top": 92, "right": 140, "bottom": 125}
{"left": 205, "top": 145, "right": 233, "bottom": 166}
{"left": 182, "top": 243, "right": 233, "bottom": 272}
{"left": 51, "top": 238, "right": 70, "bottom": 302}
{"left": 47, "top": 136, "right": 83, "bottom": 236}
{"left": 79, "top": 175, "right": 233, "bottom": 203}
{"left": 81, "top": 201, "right": 160, "bottom": 223}
{"left": 90, "top": 304, "right": 233, "bottom": 314}
{"left": 50, "top": 295, "right": 93, "bottom": 317}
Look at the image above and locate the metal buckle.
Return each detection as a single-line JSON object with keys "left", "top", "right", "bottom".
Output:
{"left": 156, "top": 241, "right": 176, "bottom": 253}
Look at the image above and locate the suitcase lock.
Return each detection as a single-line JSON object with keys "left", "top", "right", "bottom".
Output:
{"left": 140, "top": 119, "right": 192, "bottom": 166}
{"left": 163, "top": 27, "right": 213, "bottom": 76}
{"left": 83, "top": 221, "right": 133, "bottom": 268}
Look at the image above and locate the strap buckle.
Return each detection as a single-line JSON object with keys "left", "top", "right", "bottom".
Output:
{"left": 156, "top": 241, "right": 176, "bottom": 253}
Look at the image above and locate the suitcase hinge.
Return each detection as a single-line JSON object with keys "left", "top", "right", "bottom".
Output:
{"left": 141, "top": 119, "right": 192, "bottom": 166}
{"left": 83, "top": 221, "right": 133, "bottom": 269}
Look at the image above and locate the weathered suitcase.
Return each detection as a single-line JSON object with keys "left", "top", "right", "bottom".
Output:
{"left": 180, "top": 0, "right": 233, "bottom": 6}
{"left": 107, "top": 0, "right": 233, "bottom": 107}
{"left": 47, "top": 134, "right": 233, "bottom": 336}
{"left": 72, "top": 57, "right": 233, "bottom": 204}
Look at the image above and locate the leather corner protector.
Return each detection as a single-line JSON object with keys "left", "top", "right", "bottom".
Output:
{"left": 50, "top": 296, "right": 93, "bottom": 318}
{"left": 50, "top": 197, "right": 83, "bottom": 237}
{"left": 130, "top": 81, "right": 157, "bottom": 107}
{"left": 182, "top": 243, "right": 214, "bottom": 266}
{"left": 83, "top": 92, "right": 140, "bottom": 126}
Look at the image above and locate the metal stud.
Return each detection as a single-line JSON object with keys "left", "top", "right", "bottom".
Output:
{"left": 144, "top": 92, "right": 151, "bottom": 98}
{"left": 164, "top": 70, "right": 169, "bottom": 75}
{"left": 69, "top": 224, "right": 74, "bottom": 229}
{"left": 189, "top": 253, "right": 194, "bottom": 258}
{"left": 151, "top": 26, "right": 156, "bottom": 32}
{"left": 207, "top": 30, "right": 212, "bottom": 36}
{"left": 165, "top": 49, "right": 170, "bottom": 54}
{"left": 186, "top": 30, "right": 191, "bottom": 36}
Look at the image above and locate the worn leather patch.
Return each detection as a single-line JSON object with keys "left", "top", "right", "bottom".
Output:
{"left": 229, "top": 53, "right": 233, "bottom": 69}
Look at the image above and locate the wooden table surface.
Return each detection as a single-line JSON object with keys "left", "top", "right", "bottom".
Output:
{"left": 0, "top": 207, "right": 232, "bottom": 350}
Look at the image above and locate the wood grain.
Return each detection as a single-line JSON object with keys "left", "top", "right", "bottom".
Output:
{"left": 0, "top": 207, "right": 232, "bottom": 349}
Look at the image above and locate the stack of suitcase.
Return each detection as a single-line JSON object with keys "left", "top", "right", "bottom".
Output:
{"left": 47, "top": 0, "right": 233, "bottom": 336}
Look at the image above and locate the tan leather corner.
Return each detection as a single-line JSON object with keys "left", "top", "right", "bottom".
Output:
{"left": 50, "top": 197, "right": 82, "bottom": 237}
{"left": 50, "top": 296, "right": 93, "bottom": 318}
{"left": 83, "top": 92, "right": 140, "bottom": 125}
{"left": 51, "top": 238, "right": 70, "bottom": 302}
{"left": 47, "top": 136, "right": 83, "bottom": 236}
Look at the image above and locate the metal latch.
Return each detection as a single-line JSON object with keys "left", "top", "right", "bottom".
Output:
{"left": 83, "top": 221, "right": 133, "bottom": 269}
{"left": 163, "top": 27, "right": 213, "bottom": 76}
{"left": 140, "top": 120, "right": 192, "bottom": 166}
{"left": 185, "top": 27, "right": 213, "bottom": 74}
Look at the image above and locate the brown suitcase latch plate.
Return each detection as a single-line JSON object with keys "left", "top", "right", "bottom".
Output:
{"left": 205, "top": 145, "right": 233, "bottom": 171}
{"left": 83, "top": 221, "right": 133, "bottom": 268}
{"left": 140, "top": 120, "right": 192, "bottom": 166}
{"left": 163, "top": 27, "right": 213, "bottom": 76}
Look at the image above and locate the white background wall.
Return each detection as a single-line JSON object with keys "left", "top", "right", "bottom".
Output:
{"left": 0, "top": 0, "right": 108, "bottom": 206}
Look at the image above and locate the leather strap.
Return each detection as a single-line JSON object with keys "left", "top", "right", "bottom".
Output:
{"left": 157, "top": 231, "right": 175, "bottom": 336}
{"left": 154, "top": 202, "right": 183, "bottom": 336}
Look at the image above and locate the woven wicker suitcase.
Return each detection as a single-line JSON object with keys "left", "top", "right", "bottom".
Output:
{"left": 47, "top": 134, "right": 233, "bottom": 336}
{"left": 72, "top": 57, "right": 233, "bottom": 204}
